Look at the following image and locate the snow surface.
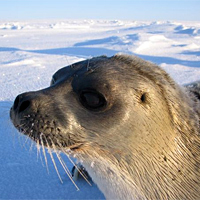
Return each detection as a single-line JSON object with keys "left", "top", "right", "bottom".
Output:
{"left": 0, "top": 20, "right": 200, "bottom": 199}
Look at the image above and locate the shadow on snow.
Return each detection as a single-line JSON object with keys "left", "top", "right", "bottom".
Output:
{"left": 0, "top": 44, "right": 199, "bottom": 68}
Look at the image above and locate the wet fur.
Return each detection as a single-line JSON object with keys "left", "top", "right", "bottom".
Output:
{"left": 10, "top": 55, "right": 200, "bottom": 200}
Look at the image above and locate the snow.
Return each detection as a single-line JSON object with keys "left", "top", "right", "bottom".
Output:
{"left": 0, "top": 20, "right": 200, "bottom": 199}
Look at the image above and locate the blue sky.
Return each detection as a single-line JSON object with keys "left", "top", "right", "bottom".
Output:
{"left": 0, "top": 0, "right": 199, "bottom": 21}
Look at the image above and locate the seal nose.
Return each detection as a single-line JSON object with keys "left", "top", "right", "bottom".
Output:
{"left": 13, "top": 94, "right": 31, "bottom": 113}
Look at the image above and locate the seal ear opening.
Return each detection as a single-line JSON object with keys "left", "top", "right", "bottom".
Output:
{"left": 140, "top": 93, "right": 146, "bottom": 103}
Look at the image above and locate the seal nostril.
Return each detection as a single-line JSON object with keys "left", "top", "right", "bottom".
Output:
{"left": 18, "top": 100, "right": 31, "bottom": 113}
{"left": 14, "top": 96, "right": 20, "bottom": 110}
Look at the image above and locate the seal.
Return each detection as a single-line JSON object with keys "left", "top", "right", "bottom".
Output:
{"left": 10, "top": 54, "right": 200, "bottom": 200}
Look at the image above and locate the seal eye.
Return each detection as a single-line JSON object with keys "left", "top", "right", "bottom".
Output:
{"left": 79, "top": 90, "right": 107, "bottom": 110}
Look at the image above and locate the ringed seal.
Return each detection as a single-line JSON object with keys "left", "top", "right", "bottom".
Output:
{"left": 10, "top": 54, "right": 200, "bottom": 200}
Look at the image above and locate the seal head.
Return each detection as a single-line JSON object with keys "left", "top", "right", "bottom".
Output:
{"left": 10, "top": 55, "right": 200, "bottom": 200}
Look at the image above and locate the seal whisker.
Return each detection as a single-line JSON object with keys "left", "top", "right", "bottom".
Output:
{"left": 36, "top": 140, "right": 45, "bottom": 167}
{"left": 63, "top": 149, "right": 92, "bottom": 186}
{"left": 21, "top": 136, "right": 31, "bottom": 151}
{"left": 23, "top": 134, "right": 31, "bottom": 145}
{"left": 48, "top": 137, "right": 80, "bottom": 189}
{"left": 17, "top": 130, "right": 27, "bottom": 149}
{"left": 48, "top": 148, "right": 63, "bottom": 184}
{"left": 23, "top": 115, "right": 31, "bottom": 118}
{"left": 17, "top": 124, "right": 32, "bottom": 150}
{"left": 29, "top": 139, "right": 34, "bottom": 152}
{"left": 36, "top": 140, "right": 40, "bottom": 160}
{"left": 16, "top": 123, "right": 29, "bottom": 135}
{"left": 56, "top": 151, "right": 80, "bottom": 191}
{"left": 40, "top": 133, "right": 49, "bottom": 174}
{"left": 16, "top": 122, "right": 26, "bottom": 129}
{"left": 52, "top": 138, "right": 91, "bottom": 185}
{"left": 52, "top": 137, "right": 91, "bottom": 187}
{"left": 42, "top": 135, "right": 63, "bottom": 184}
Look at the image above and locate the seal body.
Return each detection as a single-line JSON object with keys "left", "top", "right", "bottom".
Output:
{"left": 10, "top": 55, "right": 200, "bottom": 200}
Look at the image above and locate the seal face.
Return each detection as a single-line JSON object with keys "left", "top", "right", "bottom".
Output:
{"left": 10, "top": 55, "right": 200, "bottom": 200}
